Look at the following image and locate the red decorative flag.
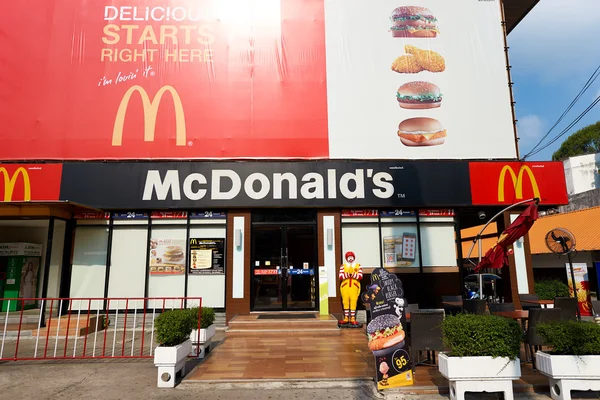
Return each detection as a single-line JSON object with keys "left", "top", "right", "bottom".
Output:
{"left": 475, "top": 202, "right": 539, "bottom": 271}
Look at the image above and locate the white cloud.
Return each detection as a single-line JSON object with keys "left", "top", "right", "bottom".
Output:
{"left": 509, "top": 0, "right": 600, "bottom": 84}
{"left": 518, "top": 114, "right": 545, "bottom": 145}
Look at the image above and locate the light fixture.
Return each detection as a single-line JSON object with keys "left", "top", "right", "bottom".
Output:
{"left": 477, "top": 211, "right": 486, "bottom": 220}
{"left": 234, "top": 229, "right": 242, "bottom": 247}
{"left": 326, "top": 229, "right": 333, "bottom": 247}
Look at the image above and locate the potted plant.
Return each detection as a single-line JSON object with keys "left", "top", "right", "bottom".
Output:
{"left": 188, "top": 307, "right": 216, "bottom": 358}
{"left": 535, "top": 279, "right": 570, "bottom": 304}
{"left": 153, "top": 309, "right": 195, "bottom": 388}
{"left": 439, "top": 314, "right": 523, "bottom": 399}
{"left": 535, "top": 320, "right": 600, "bottom": 399}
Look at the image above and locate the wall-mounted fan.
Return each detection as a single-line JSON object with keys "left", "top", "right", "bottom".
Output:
{"left": 545, "top": 227, "right": 580, "bottom": 320}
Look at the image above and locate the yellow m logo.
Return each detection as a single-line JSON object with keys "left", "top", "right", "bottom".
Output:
{"left": 498, "top": 165, "right": 540, "bottom": 202}
{"left": 112, "top": 85, "right": 186, "bottom": 146}
{"left": 190, "top": 239, "right": 198, "bottom": 245}
{"left": 0, "top": 167, "right": 31, "bottom": 201}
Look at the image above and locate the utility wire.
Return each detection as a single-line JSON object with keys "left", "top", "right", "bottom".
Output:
{"left": 522, "top": 63, "right": 600, "bottom": 159}
{"left": 525, "top": 94, "right": 600, "bottom": 158}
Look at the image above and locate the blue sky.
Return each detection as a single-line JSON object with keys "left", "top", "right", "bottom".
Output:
{"left": 508, "top": 0, "right": 600, "bottom": 161}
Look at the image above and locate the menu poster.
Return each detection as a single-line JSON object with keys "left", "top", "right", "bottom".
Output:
{"left": 189, "top": 238, "right": 225, "bottom": 275}
{"left": 566, "top": 263, "right": 593, "bottom": 317}
{"left": 362, "top": 268, "right": 413, "bottom": 390}
{"left": 383, "top": 234, "right": 417, "bottom": 267}
{"left": 149, "top": 238, "right": 185, "bottom": 275}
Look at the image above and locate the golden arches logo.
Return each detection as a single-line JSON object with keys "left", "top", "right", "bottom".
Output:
{"left": 112, "top": 85, "right": 186, "bottom": 146}
{"left": 497, "top": 165, "right": 540, "bottom": 202}
{"left": 0, "top": 167, "right": 31, "bottom": 201}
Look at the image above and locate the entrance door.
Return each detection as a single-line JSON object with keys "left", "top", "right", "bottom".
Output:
{"left": 251, "top": 225, "right": 317, "bottom": 311}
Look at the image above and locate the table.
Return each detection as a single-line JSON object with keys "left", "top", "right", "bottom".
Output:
{"left": 521, "top": 299, "right": 554, "bottom": 308}
{"left": 441, "top": 301, "right": 463, "bottom": 307}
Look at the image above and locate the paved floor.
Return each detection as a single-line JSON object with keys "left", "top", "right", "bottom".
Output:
{"left": 0, "top": 360, "right": 563, "bottom": 400}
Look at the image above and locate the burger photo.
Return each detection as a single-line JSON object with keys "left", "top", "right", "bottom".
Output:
{"left": 396, "top": 81, "right": 442, "bottom": 109}
{"left": 390, "top": 6, "right": 439, "bottom": 38}
{"left": 367, "top": 314, "right": 406, "bottom": 353}
{"left": 163, "top": 245, "right": 184, "bottom": 264}
{"left": 397, "top": 117, "right": 446, "bottom": 147}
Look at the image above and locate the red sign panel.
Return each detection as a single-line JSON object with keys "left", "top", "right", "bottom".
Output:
{"left": 0, "top": 164, "right": 63, "bottom": 202}
{"left": 342, "top": 209, "right": 379, "bottom": 217}
{"left": 254, "top": 269, "right": 279, "bottom": 276}
{"left": 0, "top": 0, "right": 328, "bottom": 160}
{"left": 419, "top": 209, "right": 455, "bottom": 217}
{"left": 469, "top": 162, "right": 568, "bottom": 205}
{"left": 74, "top": 212, "right": 111, "bottom": 219}
{"left": 151, "top": 211, "right": 188, "bottom": 219}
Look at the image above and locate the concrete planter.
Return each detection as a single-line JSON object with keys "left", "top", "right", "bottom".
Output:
{"left": 154, "top": 339, "right": 192, "bottom": 388}
{"left": 439, "top": 353, "right": 521, "bottom": 400}
{"left": 190, "top": 324, "right": 215, "bottom": 358}
{"left": 536, "top": 351, "right": 600, "bottom": 400}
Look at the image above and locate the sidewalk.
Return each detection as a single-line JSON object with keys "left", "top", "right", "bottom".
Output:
{"left": 0, "top": 360, "right": 557, "bottom": 400}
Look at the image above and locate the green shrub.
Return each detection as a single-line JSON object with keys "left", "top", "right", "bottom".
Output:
{"left": 534, "top": 279, "right": 570, "bottom": 300}
{"left": 187, "top": 307, "right": 215, "bottom": 329}
{"left": 536, "top": 320, "right": 600, "bottom": 355}
{"left": 442, "top": 314, "right": 522, "bottom": 359}
{"left": 155, "top": 309, "right": 196, "bottom": 347}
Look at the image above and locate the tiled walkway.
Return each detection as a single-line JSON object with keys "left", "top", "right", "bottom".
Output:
{"left": 187, "top": 328, "right": 549, "bottom": 395}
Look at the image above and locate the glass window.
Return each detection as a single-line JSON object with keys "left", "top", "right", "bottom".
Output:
{"left": 341, "top": 224, "right": 381, "bottom": 269}
{"left": 107, "top": 227, "right": 148, "bottom": 309}
{"left": 380, "top": 224, "right": 420, "bottom": 269}
{"left": 420, "top": 223, "right": 457, "bottom": 267}
{"left": 187, "top": 225, "right": 226, "bottom": 308}
{"left": 70, "top": 226, "right": 108, "bottom": 310}
{"left": 147, "top": 226, "right": 187, "bottom": 308}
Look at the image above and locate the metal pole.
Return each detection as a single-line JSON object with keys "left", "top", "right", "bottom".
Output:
{"left": 567, "top": 252, "right": 581, "bottom": 321}
{"left": 478, "top": 237, "right": 483, "bottom": 299}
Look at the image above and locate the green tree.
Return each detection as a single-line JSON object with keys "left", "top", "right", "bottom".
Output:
{"left": 552, "top": 121, "right": 600, "bottom": 161}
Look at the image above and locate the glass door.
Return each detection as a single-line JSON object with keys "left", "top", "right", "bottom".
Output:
{"left": 251, "top": 224, "right": 317, "bottom": 311}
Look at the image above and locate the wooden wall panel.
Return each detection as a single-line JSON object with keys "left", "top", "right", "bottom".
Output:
{"left": 225, "top": 210, "right": 251, "bottom": 323}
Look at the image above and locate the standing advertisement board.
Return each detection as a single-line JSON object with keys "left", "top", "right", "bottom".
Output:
{"left": 1, "top": 0, "right": 515, "bottom": 160}
{"left": 566, "top": 263, "right": 593, "bottom": 317}
{"left": 362, "top": 268, "right": 413, "bottom": 389}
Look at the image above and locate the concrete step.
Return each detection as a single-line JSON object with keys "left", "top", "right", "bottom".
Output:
{"left": 225, "top": 313, "right": 340, "bottom": 337}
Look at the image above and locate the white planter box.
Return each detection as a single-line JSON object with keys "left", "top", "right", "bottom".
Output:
{"left": 536, "top": 351, "right": 600, "bottom": 400}
{"left": 191, "top": 324, "right": 216, "bottom": 344}
{"left": 154, "top": 339, "right": 192, "bottom": 388}
{"left": 439, "top": 353, "right": 521, "bottom": 400}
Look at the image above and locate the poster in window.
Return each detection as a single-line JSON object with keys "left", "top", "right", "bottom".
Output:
{"left": 189, "top": 238, "right": 225, "bottom": 275}
{"left": 383, "top": 234, "right": 417, "bottom": 267}
{"left": 149, "top": 238, "right": 185, "bottom": 275}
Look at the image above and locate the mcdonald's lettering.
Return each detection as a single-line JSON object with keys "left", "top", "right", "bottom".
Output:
{"left": 112, "top": 85, "right": 186, "bottom": 146}
{"left": 0, "top": 167, "right": 31, "bottom": 201}
{"left": 497, "top": 165, "right": 540, "bottom": 202}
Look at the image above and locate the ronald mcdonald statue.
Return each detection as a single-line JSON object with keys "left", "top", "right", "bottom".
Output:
{"left": 338, "top": 251, "right": 363, "bottom": 327}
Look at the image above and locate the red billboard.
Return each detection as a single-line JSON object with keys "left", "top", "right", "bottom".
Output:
{"left": 0, "top": 164, "right": 63, "bottom": 202}
{"left": 0, "top": 1, "right": 516, "bottom": 160}
{"left": 469, "top": 162, "right": 568, "bottom": 206}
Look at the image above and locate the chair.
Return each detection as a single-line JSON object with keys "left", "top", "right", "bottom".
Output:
{"left": 463, "top": 299, "right": 487, "bottom": 315}
{"left": 441, "top": 295, "right": 462, "bottom": 316}
{"left": 592, "top": 300, "right": 600, "bottom": 315}
{"left": 488, "top": 303, "right": 515, "bottom": 313}
{"left": 408, "top": 309, "right": 445, "bottom": 376}
{"left": 519, "top": 294, "right": 541, "bottom": 311}
{"left": 554, "top": 297, "right": 578, "bottom": 321}
{"left": 525, "top": 308, "right": 562, "bottom": 369}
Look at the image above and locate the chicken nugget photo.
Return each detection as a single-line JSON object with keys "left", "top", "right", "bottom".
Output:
{"left": 391, "top": 55, "right": 424, "bottom": 74}
{"left": 404, "top": 45, "right": 445, "bottom": 73}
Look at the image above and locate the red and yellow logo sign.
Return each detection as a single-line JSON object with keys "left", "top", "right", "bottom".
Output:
{"left": 469, "top": 162, "right": 567, "bottom": 206}
{"left": 112, "top": 85, "right": 186, "bottom": 147}
{"left": 0, "top": 167, "right": 31, "bottom": 201}
{"left": 497, "top": 165, "right": 540, "bottom": 202}
{"left": 0, "top": 165, "right": 63, "bottom": 202}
